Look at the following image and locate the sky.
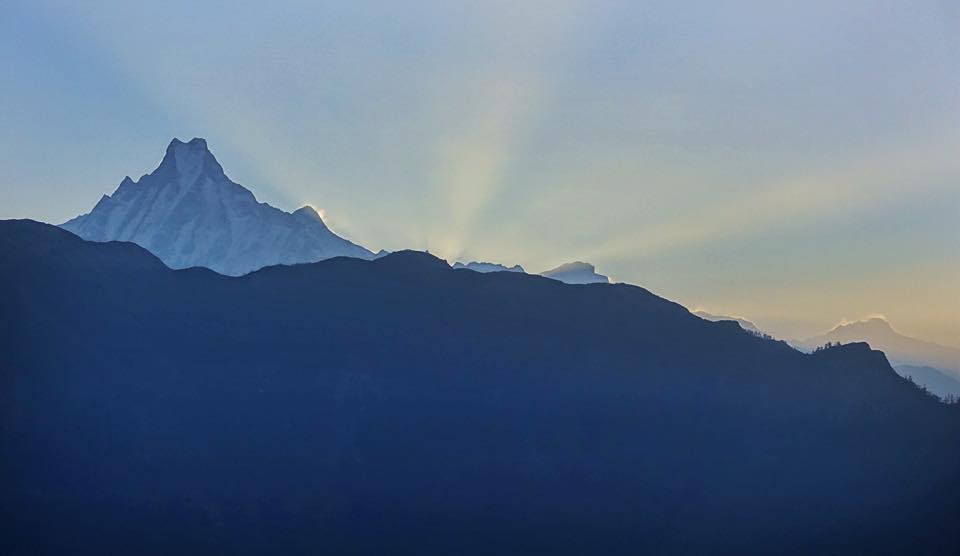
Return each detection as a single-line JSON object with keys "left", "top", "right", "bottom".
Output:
{"left": 1, "top": 0, "right": 958, "bottom": 345}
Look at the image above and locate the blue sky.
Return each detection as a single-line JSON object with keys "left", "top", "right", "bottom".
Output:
{"left": 1, "top": 0, "right": 958, "bottom": 343}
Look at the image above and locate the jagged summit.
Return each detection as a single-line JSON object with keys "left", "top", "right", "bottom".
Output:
{"left": 157, "top": 137, "right": 224, "bottom": 181}
{"left": 165, "top": 137, "right": 211, "bottom": 155}
{"left": 172, "top": 136, "right": 208, "bottom": 149}
{"left": 61, "top": 138, "right": 373, "bottom": 276}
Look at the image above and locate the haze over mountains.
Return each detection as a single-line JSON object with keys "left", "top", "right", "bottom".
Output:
{"left": 47, "top": 136, "right": 960, "bottom": 384}
{"left": 799, "top": 318, "right": 960, "bottom": 375}
{"left": 790, "top": 318, "right": 960, "bottom": 400}
{"left": 692, "top": 310, "right": 763, "bottom": 335}
{"left": 1, "top": 219, "right": 958, "bottom": 554}
{"left": 61, "top": 138, "right": 373, "bottom": 276}
{"left": 4, "top": 0, "right": 957, "bottom": 549}
{"left": 689, "top": 312, "right": 960, "bottom": 399}
{"left": 895, "top": 365, "right": 960, "bottom": 400}
{"left": 4, "top": 137, "right": 958, "bottom": 553}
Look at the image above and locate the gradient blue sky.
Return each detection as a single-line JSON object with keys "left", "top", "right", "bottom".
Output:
{"left": 2, "top": 0, "right": 958, "bottom": 344}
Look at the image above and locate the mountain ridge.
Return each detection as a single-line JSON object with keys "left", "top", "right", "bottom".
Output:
{"left": 693, "top": 310, "right": 763, "bottom": 335}
{"left": 453, "top": 260, "right": 526, "bottom": 273}
{"left": 2, "top": 219, "right": 959, "bottom": 554}
{"left": 896, "top": 365, "right": 960, "bottom": 399}
{"left": 798, "top": 317, "right": 960, "bottom": 377}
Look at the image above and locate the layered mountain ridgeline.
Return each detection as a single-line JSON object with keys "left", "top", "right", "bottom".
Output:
{"left": 797, "top": 318, "right": 960, "bottom": 399}
{"left": 799, "top": 318, "right": 960, "bottom": 377}
{"left": 452, "top": 260, "right": 616, "bottom": 286}
{"left": 61, "top": 138, "right": 373, "bottom": 276}
{"left": 693, "top": 309, "right": 763, "bottom": 335}
{"left": 1, "top": 220, "right": 959, "bottom": 555}
{"left": 897, "top": 365, "right": 960, "bottom": 399}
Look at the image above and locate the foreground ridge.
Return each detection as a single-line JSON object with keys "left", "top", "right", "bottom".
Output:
{"left": 1, "top": 220, "right": 959, "bottom": 555}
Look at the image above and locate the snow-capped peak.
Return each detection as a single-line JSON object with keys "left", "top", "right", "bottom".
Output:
{"left": 61, "top": 138, "right": 374, "bottom": 276}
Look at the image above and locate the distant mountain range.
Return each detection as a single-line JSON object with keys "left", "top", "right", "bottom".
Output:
{"left": 61, "top": 138, "right": 373, "bottom": 276}
{"left": 798, "top": 318, "right": 960, "bottom": 377}
{"left": 453, "top": 260, "right": 525, "bottom": 273}
{"left": 2, "top": 219, "right": 958, "bottom": 554}
{"left": 452, "top": 260, "right": 615, "bottom": 286}
{"left": 896, "top": 365, "right": 960, "bottom": 399}
{"left": 60, "top": 138, "right": 619, "bottom": 285}
{"left": 55, "top": 136, "right": 957, "bottom": 402}
{"left": 692, "top": 310, "right": 763, "bottom": 334}
{"left": 540, "top": 261, "right": 610, "bottom": 284}
{"left": 690, "top": 312, "right": 960, "bottom": 399}
{"left": 793, "top": 317, "right": 960, "bottom": 400}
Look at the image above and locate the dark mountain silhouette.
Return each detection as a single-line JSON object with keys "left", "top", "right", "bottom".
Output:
{"left": 798, "top": 318, "right": 960, "bottom": 378}
{"left": 61, "top": 138, "right": 373, "bottom": 276}
{"left": 1, "top": 220, "right": 959, "bottom": 555}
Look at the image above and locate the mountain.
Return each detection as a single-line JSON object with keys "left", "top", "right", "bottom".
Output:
{"left": 798, "top": 318, "right": 960, "bottom": 378}
{"left": 61, "top": 138, "right": 373, "bottom": 276}
{"left": 453, "top": 260, "right": 525, "bottom": 273}
{"left": 896, "top": 365, "right": 960, "bottom": 400}
{"left": 693, "top": 310, "right": 763, "bottom": 335}
{"left": 2, "top": 220, "right": 959, "bottom": 555}
{"left": 540, "top": 261, "right": 610, "bottom": 284}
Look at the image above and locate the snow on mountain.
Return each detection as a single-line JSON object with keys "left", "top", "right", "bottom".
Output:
{"left": 452, "top": 261, "right": 525, "bottom": 273}
{"left": 61, "top": 138, "right": 373, "bottom": 276}
{"left": 540, "top": 261, "right": 610, "bottom": 284}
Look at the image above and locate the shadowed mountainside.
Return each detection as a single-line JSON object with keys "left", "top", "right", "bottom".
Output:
{"left": 1, "top": 220, "right": 959, "bottom": 555}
